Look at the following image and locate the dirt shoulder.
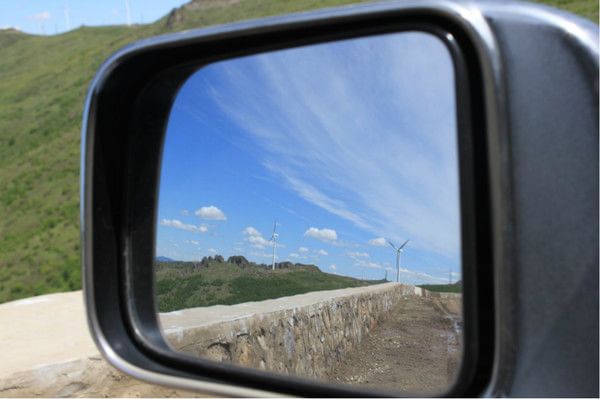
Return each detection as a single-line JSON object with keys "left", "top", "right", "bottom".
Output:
{"left": 327, "top": 295, "right": 462, "bottom": 395}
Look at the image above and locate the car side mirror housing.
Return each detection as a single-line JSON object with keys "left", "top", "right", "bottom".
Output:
{"left": 81, "top": 1, "right": 598, "bottom": 397}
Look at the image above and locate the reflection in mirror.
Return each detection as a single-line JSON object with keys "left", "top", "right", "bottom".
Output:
{"left": 155, "top": 31, "right": 463, "bottom": 394}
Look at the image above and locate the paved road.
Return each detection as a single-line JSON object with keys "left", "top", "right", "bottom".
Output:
{"left": 327, "top": 295, "right": 462, "bottom": 395}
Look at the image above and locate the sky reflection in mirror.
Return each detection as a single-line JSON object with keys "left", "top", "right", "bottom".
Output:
{"left": 157, "top": 32, "right": 461, "bottom": 284}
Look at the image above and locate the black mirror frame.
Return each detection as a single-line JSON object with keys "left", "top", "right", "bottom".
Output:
{"left": 81, "top": 1, "right": 507, "bottom": 396}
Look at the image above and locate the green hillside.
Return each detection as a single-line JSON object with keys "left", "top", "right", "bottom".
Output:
{"left": 532, "top": 0, "right": 598, "bottom": 20}
{"left": 155, "top": 256, "right": 380, "bottom": 312}
{"left": 418, "top": 281, "right": 462, "bottom": 294}
{"left": 0, "top": 0, "right": 370, "bottom": 304}
{"left": 0, "top": 0, "right": 597, "bottom": 304}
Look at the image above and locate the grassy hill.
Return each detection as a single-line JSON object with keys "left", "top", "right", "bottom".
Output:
{"left": 418, "top": 281, "right": 462, "bottom": 294}
{"left": 0, "top": 0, "right": 597, "bottom": 304}
{"left": 155, "top": 256, "right": 380, "bottom": 312}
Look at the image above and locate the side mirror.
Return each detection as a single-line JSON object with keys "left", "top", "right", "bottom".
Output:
{"left": 81, "top": 1, "right": 598, "bottom": 397}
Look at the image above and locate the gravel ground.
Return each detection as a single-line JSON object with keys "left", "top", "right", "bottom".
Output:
{"left": 327, "top": 295, "right": 462, "bottom": 396}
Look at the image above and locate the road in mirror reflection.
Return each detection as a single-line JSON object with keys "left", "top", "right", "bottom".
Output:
{"left": 155, "top": 31, "right": 463, "bottom": 394}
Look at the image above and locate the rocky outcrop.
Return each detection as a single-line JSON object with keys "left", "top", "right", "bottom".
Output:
{"left": 227, "top": 255, "right": 250, "bottom": 267}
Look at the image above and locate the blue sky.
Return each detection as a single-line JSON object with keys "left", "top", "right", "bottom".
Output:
{"left": 0, "top": 0, "right": 189, "bottom": 35}
{"left": 156, "top": 31, "right": 463, "bottom": 285}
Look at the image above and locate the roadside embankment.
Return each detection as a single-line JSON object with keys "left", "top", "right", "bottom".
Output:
{"left": 159, "top": 283, "right": 444, "bottom": 379}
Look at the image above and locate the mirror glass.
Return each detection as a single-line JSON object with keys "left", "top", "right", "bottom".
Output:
{"left": 155, "top": 31, "right": 463, "bottom": 395}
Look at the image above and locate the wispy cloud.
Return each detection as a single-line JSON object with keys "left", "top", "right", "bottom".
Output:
{"left": 195, "top": 205, "right": 227, "bottom": 220}
{"left": 347, "top": 251, "right": 369, "bottom": 259}
{"left": 304, "top": 227, "right": 337, "bottom": 243}
{"left": 160, "top": 219, "right": 208, "bottom": 233}
{"left": 196, "top": 32, "right": 461, "bottom": 262}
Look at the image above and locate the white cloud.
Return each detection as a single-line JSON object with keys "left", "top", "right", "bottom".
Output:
{"left": 355, "top": 259, "right": 382, "bottom": 269}
{"left": 31, "top": 11, "right": 51, "bottom": 21}
{"left": 195, "top": 205, "right": 227, "bottom": 220}
{"left": 298, "top": 247, "right": 309, "bottom": 253}
{"left": 317, "top": 249, "right": 328, "bottom": 256}
{"left": 244, "top": 226, "right": 260, "bottom": 236}
{"left": 347, "top": 251, "right": 369, "bottom": 259}
{"left": 160, "top": 219, "right": 208, "bottom": 233}
{"left": 368, "top": 262, "right": 382, "bottom": 269}
{"left": 208, "top": 248, "right": 217, "bottom": 254}
{"left": 304, "top": 227, "right": 337, "bottom": 243}
{"left": 243, "top": 226, "right": 271, "bottom": 248}
{"left": 330, "top": 264, "right": 337, "bottom": 270}
{"left": 289, "top": 253, "right": 300, "bottom": 258}
{"left": 368, "top": 237, "right": 387, "bottom": 247}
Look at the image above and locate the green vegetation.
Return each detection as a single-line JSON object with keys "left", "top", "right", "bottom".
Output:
{"left": 418, "top": 282, "right": 462, "bottom": 294}
{"left": 155, "top": 257, "right": 380, "bottom": 312}
{"left": 532, "top": 0, "right": 598, "bottom": 21}
{"left": 0, "top": 0, "right": 596, "bottom": 304}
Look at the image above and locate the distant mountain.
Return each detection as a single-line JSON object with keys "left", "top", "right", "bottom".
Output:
{"left": 156, "top": 256, "right": 176, "bottom": 263}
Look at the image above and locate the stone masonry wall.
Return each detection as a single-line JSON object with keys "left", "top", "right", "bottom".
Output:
{"left": 160, "top": 283, "right": 420, "bottom": 379}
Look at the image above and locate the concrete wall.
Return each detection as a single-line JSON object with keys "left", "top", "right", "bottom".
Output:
{"left": 160, "top": 283, "right": 424, "bottom": 379}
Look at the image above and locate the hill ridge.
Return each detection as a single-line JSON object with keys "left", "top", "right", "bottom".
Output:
{"left": 0, "top": 0, "right": 596, "bottom": 303}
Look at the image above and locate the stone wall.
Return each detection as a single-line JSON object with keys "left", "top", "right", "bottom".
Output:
{"left": 160, "top": 283, "right": 420, "bottom": 379}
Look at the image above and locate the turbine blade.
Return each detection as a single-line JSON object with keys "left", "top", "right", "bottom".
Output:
{"left": 387, "top": 240, "right": 397, "bottom": 250}
{"left": 399, "top": 239, "right": 410, "bottom": 250}
{"left": 271, "top": 220, "right": 277, "bottom": 239}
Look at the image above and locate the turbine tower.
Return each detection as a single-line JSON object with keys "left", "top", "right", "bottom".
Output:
{"left": 125, "top": 0, "right": 132, "bottom": 26}
{"left": 388, "top": 239, "right": 409, "bottom": 283}
{"left": 270, "top": 221, "right": 278, "bottom": 270}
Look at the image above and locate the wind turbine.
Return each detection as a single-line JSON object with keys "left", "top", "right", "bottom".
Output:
{"left": 388, "top": 239, "right": 409, "bottom": 283}
{"left": 270, "top": 221, "right": 278, "bottom": 270}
